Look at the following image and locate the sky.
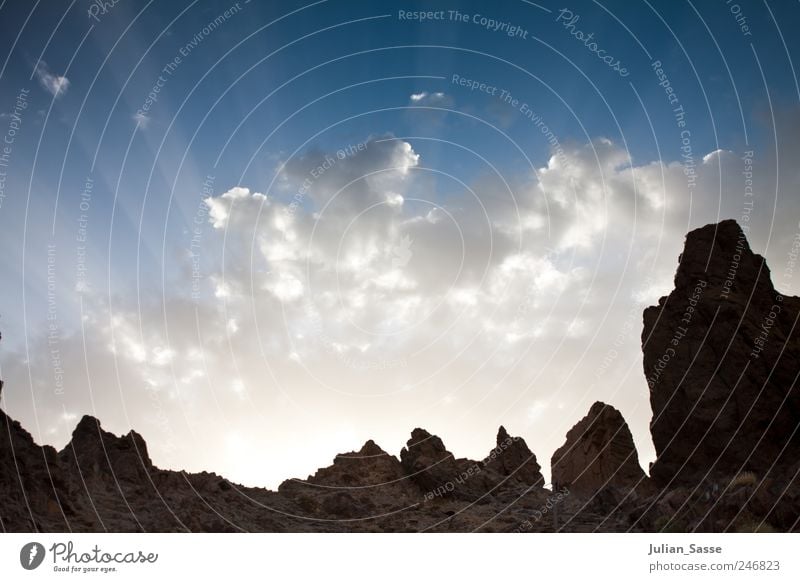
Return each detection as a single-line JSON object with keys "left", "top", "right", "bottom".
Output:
{"left": 0, "top": 0, "right": 799, "bottom": 488}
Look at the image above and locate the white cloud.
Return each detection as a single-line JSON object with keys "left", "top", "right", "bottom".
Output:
{"left": 133, "top": 111, "right": 150, "bottom": 128}
{"left": 206, "top": 186, "right": 267, "bottom": 229}
{"left": 35, "top": 62, "right": 70, "bottom": 98}
{"left": 409, "top": 91, "right": 452, "bottom": 106}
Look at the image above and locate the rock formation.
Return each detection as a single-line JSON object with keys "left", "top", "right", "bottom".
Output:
{"left": 278, "top": 439, "right": 418, "bottom": 519}
{"left": 643, "top": 220, "right": 800, "bottom": 486}
{"left": 397, "top": 426, "right": 544, "bottom": 503}
{"left": 59, "top": 415, "right": 153, "bottom": 485}
{"left": 551, "top": 401, "right": 650, "bottom": 495}
{"left": 399, "top": 428, "right": 464, "bottom": 495}
{"left": 1, "top": 220, "right": 799, "bottom": 532}
{"left": 484, "top": 426, "right": 544, "bottom": 487}
{"left": 0, "top": 380, "right": 73, "bottom": 532}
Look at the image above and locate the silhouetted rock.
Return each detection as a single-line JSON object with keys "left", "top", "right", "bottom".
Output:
{"left": 484, "top": 426, "right": 544, "bottom": 487}
{"left": 400, "top": 428, "right": 477, "bottom": 499}
{"left": 59, "top": 415, "right": 152, "bottom": 484}
{"left": 643, "top": 220, "right": 800, "bottom": 486}
{"left": 279, "top": 439, "right": 418, "bottom": 518}
{"left": 306, "top": 440, "right": 407, "bottom": 488}
{"left": 551, "top": 402, "right": 650, "bottom": 495}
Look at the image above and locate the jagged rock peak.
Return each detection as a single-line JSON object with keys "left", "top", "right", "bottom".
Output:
{"left": 72, "top": 414, "right": 102, "bottom": 438}
{"left": 644, "top": 220, "right": 800, "bottom": 486}
{"left": 298, "top": 438, "right": 408, "bottom": 490}
{"left": 400, "top": 428, "right": 453, "bottom": 471}
{"left": 485, "top": 426, "right": 543, "bottom": 487}
{"left": 497, "top": 425, "right": 510, "bottom": 443}
{"left": 672, "top": 219, "right": 773, "bottom": 297}
{"left": 344, "top": 439, "right": 388, "bottom": 458}
{"left": 551, "top": 401, "right": 649, "bottom": 495}
{"left": 61, "top": 414, "right": 153, "bottom": 479}
{"left": 278, "top": 438, "right": 418, "bottom": 520}
{"left": 404, "top": 428, "right": 447, "bottom": 453}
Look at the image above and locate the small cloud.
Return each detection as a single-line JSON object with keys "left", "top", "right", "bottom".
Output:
{"left": 133, "top": 111, "right": 150, "bottom": 128}
{"left": 527, "top": 400, "right": 547, "bottom": 422}
{"left": 386, "top": 192, "right": 404, "bottom": 207}
{"left": 391, "top": 235, "right": 414, "bottom": 269}
{"left": 408, "top": 91, "right": 452, "bottom": 106}
{"left": 35, "top": 62, "right": 70, "bottom": 98}
{"left": 702, "top": 149, "right": 734, "bottom": 164}
{"left": 60, "top": 411, "right": 78, "bottom": 423}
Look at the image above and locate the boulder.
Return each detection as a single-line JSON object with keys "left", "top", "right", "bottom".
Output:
{"left": 643, "top": 220, "right": 800, "bottom": 486}
{"left": 551, "top": 401, "right": 650, "bottom": 495}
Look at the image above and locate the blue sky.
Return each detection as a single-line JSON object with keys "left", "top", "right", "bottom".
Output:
{"left": 1, "top": 0, "right": 799, "bottom": 487}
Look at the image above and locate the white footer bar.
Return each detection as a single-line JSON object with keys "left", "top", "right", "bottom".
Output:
{"left": 1, "top": 533, "right": 797, "bottom": 581}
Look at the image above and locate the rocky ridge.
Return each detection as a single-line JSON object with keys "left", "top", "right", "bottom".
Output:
{"left": 551, "top": 401, "right": 653, "bottom": 496}
{"left": 1, "top": 220, "right": 798, "bottom": 532}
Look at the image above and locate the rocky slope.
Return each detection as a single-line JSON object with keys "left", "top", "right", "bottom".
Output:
{"left": 551, "top": 401, "right": 653, "bottom": 496}
{"left": 643, "top": 220, "right": 800, "bottom": 487}
{"left": 1, "top": 220, "right": 799, "bottom": 532}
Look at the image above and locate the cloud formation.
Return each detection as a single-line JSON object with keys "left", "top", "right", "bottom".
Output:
{"left": 409, "top": 91, "right": 453, "bottom": 107}
{"left": 35, "top": 62, "right": 70, "bottom": 98}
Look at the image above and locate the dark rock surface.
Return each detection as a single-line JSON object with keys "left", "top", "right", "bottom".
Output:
{"left": 551, "top": 401, "right": 652, "bottom": 496}
{"left": 643, "top": 220, "right": 800, "bottom": 487}
{"left": 484, "top": 426, "right": 544, "bottom": 488}
{"left": 59, "top": 415, "right": 153, "bottom": 485}
{"left": 278, "top": 439, "right": 417, "bottom": 520}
